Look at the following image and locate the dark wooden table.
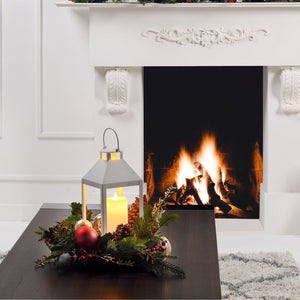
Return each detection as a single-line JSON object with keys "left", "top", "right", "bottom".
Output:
{"left": 0, "top": 205, "right": 221, "bottom": 299}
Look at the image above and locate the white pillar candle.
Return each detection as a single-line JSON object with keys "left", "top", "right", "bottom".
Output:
{"left": 106, "top": 187, "right": 128, "bottom": 233}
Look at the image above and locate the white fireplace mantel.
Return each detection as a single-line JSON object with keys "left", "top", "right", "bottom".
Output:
{"left": 57, "top": 2, "right": 300, "bottom": 7}
{"left": 55, "top": 1, "right": 300, "bottom": 234}
{"left": 57, "top": 2, "right": 300, "bottom": 67}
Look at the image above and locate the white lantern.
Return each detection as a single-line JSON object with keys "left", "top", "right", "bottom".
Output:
{"left": 81, "top": 128, "right": 143, "bottom": 234}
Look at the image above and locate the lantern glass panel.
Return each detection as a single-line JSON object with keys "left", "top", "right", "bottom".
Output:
{"left": 100, "top": 152, "right": 121, "bottom": 161}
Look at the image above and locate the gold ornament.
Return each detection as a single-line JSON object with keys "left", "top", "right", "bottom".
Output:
{"left": 75, "top": 219, "right": 92, "bottom": 231}
{"left": 92, "top": 213, "right": 102, "bottom": 235}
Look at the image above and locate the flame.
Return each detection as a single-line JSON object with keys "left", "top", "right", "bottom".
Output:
{"left": 194, "top": 134, "right": 221, "bottom": 186}
{"left": 175, "top": 148, "right": 199, "bottom": 189}
{"left": 145, "top": 153, "right": 155, "bottom": 200}
{"left": 175, "top": 133, "right": 225, "bottom": 205}
{"left": 194, "top": 174, "right": 210, "bottom": 204}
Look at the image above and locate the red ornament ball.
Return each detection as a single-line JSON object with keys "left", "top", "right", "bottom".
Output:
{"left": 75, "top": 226, "right": 98, "bottom": 250}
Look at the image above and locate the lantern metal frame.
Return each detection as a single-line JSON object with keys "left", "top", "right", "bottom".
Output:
{"left": 81, "top": 128, "right": 144, "bottom": 234}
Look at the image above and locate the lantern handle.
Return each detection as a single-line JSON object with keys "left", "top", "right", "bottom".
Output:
{"left": 102, "top": 128, "right": 120, "bottom": 152}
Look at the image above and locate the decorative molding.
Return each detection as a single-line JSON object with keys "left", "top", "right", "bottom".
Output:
{"left": 280, "top": 67, "right": 300, "bottom": 113}
{"left": 105, "top": 68, "right": 128, "bottom": 114}
{"left": 56, "top": 2, "right": 300, "bottom": 8}
{"left": 142, "top": 28, "right": 269, "bottom": 47}
{"left": 0, "top": 174, "right": 80, "bottom": 183}
{"left": 36, "top": 0, "right": 95, "bottom": 140}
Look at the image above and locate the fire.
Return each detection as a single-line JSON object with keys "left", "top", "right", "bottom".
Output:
{"left": 151, "top": 132, "right": 262, "bottom": 217}
{"left": 175, "top": 133, "right": 226, "bottom": 205}
{"left": 194, "top": 134, "right": 222, "bottom": 186}
{"left": 176, "top": 148, "right": 200, "bottom": 190}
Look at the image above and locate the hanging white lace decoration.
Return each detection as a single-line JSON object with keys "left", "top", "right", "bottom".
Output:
{"left": 280, "top": 68, "right": 300, "bottom": 113}
{"left": 105, "top": 68, "right": 128, "bottom": 114}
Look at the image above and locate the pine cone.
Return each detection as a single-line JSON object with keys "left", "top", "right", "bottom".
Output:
{"left": 44, "top": 225, "right": 59, "bottom": 244}
{"left": 128, "top": 195, "right": 148, "bottom": 226}
{"left": 114, "top": 224, "right": 133, "bottom": 241}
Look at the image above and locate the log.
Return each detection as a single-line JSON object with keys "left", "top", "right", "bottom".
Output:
{"left": 207, "top": 179, "right": 232, "bottom": 214}
{"left": 218, "top": 168, "right": 229, "bottom": 200}
{"left": 178, "top": 177, "right": 204, "bottom": 206}
{"left": 194, "top": 161, "right": 231, "bottom": 214}
{"left": 222, "top": 180, "right": 259, "bottom": 213}
{"left": 224, "top": 181, "right": 249, "bottom": 211}
{"left": 176, "top": 186, "right": 185, "bottom": 205}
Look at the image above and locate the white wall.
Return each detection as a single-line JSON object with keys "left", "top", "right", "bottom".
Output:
{"left": 0, "top": 0, "right": 143, "bottom": 221}
{"left": 1, "top": 1, "right": 300, "bottom": 234}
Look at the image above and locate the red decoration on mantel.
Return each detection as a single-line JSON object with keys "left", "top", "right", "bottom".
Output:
{"left": 75, "top": 226, "right": 98, "bottom": 250}
{"left": 226, "top": 0, "right": 237, "bottom": 2}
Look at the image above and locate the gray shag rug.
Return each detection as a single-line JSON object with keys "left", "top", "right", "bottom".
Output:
{"left": 0, "top": 251, "right": 299, "bottom": 299}
{"left": 219, "top": 252, "right": 300, "bottom": 300}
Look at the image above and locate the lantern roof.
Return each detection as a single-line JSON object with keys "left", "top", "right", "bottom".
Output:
{"left": 82, "top": 157, "right": 142, "bottom": 189}
{"left": 82, "top": 128, "right": 143, "bottom": 189}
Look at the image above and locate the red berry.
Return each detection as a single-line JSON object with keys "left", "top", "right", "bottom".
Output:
{"left": 152, "top": 228, "right": 158, "bottom": 234}
{"left": 162, "top": 242, "right": 166, "bottom": 246}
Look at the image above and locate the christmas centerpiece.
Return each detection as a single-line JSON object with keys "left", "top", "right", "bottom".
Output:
{"left": 35, "top": 128, "right": 184, "bottom": 278}
{"left": 35, "top": 197, "right": 184, "bottom": 277}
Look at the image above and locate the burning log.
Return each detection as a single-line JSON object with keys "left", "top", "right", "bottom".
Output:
{"left": 218, "top": 168, "right": 229, "bottom": 200}
{"left": 194, "top": 162, "right": 232, "bottom": 214}
{"left": 178, "top": 177, "right": 204, "bottom": 206}
{"left": 207, "top": 176, "right": 232, "bottom": 214}
{"left": 224, "top": 180, "right": 259, "bottom": 212}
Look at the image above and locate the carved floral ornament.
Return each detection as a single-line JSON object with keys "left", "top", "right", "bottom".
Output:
{"left": 142, "top": 28, "right": 269, "bottom": 47}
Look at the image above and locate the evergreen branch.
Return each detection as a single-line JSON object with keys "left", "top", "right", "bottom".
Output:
{"left": 155, "top": 260, "right": 185, "bottom": 278}
{"left": 93, "top": 254, "right": 135, "bottom": 267}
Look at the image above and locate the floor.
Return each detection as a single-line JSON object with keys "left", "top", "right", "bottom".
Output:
{"left": 1, "top": 221, "right": 300, "bottom": 267}
{"left": 217, "top": 232, "right": 300, "bottom": 266}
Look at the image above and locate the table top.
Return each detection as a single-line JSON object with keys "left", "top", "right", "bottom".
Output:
{"left": 0, "top": 206, "right": 221, "bottom": 299}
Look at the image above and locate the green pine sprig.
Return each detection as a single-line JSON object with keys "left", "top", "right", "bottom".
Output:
{"left": 153, "top": 260, "right": 185, "bottom": 278}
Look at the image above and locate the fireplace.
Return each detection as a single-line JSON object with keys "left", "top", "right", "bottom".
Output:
{"left": 144, "top": 66, "right": 263, "bottom": 218}
{"left": 57, "top": 2, "right": 300, "bottom": 234}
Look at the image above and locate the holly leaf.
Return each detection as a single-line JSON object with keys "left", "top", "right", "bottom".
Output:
{"left": 159, "top": 213, "right": 179, "bottom": 228}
